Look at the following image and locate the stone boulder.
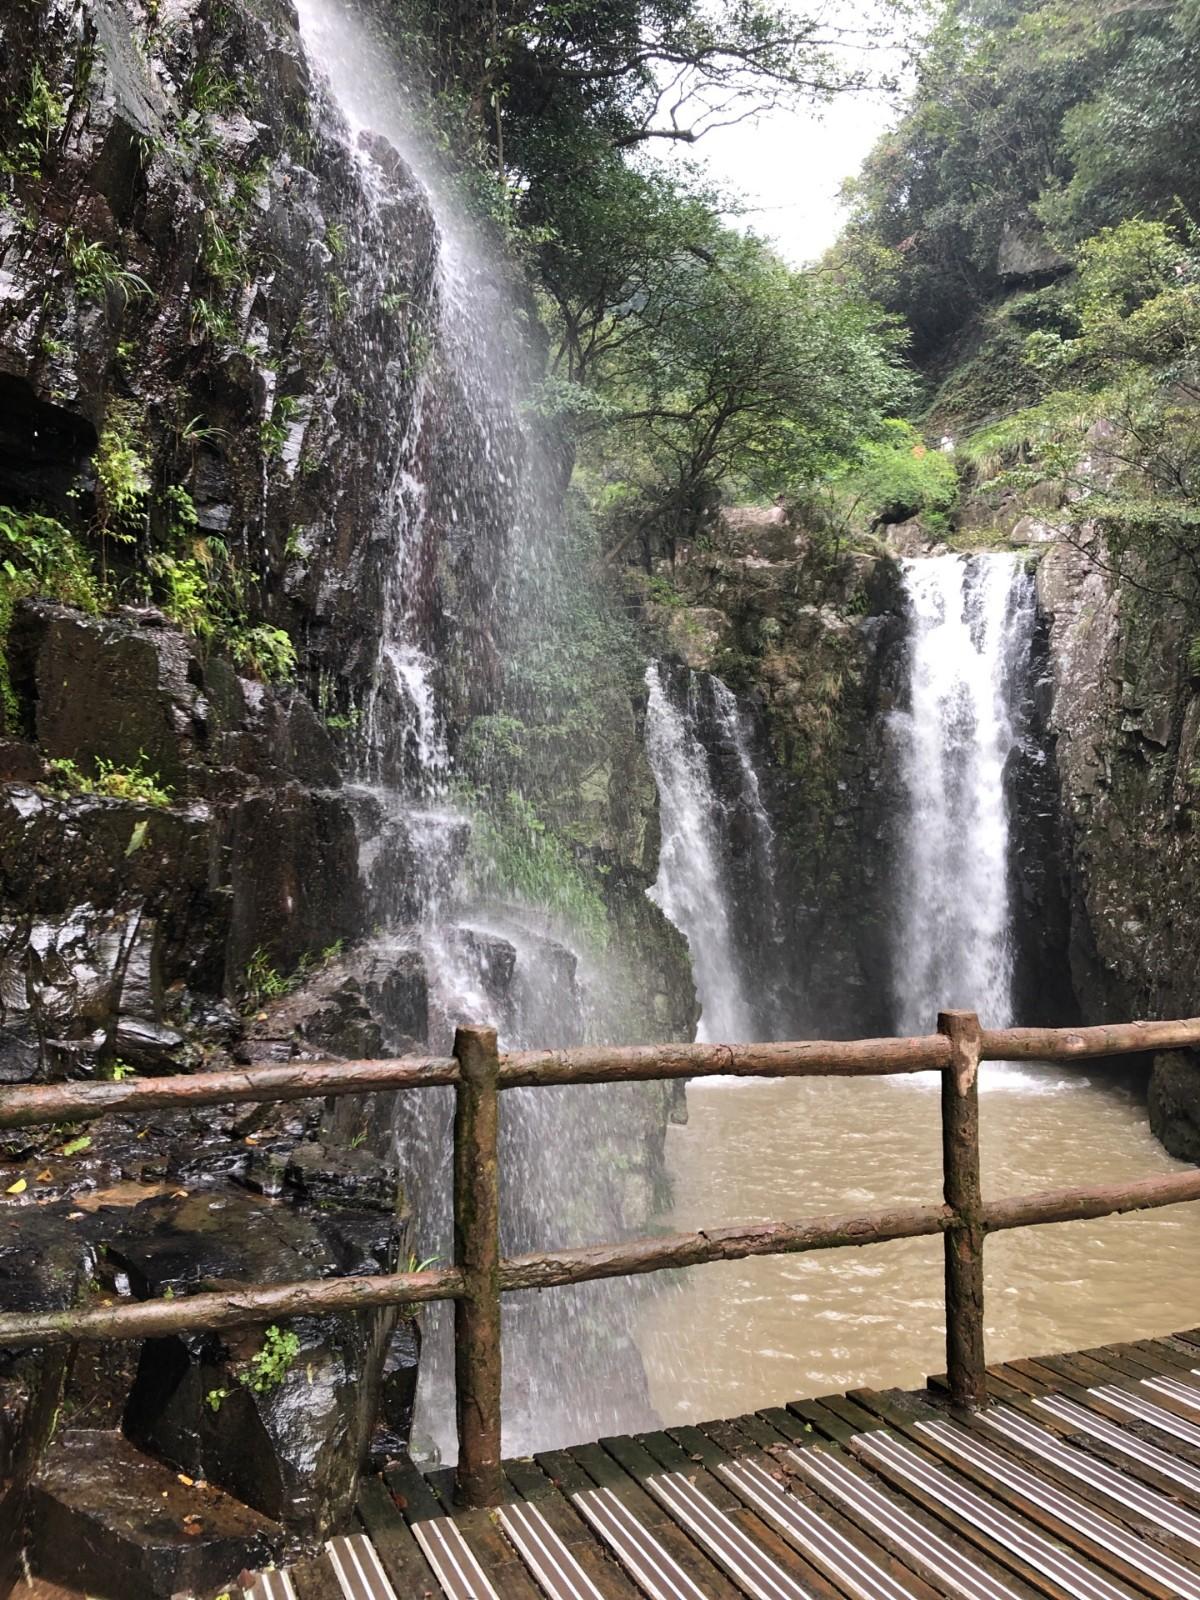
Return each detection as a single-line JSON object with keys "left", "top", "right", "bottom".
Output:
{"left": 1149, "top": 1051, "right": 1200, "bottom": 1162}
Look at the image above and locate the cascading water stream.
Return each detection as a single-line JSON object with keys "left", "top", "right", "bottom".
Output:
{"left": 889, "top": 552, "right": 1036, "bottom": 1042}
{"left": 644, "top": 662, "right": 786, "bottom": 1044}
{"left": 645, "top": 663, "right": 754, "bottom": 1043}
{"left": 293, "top": 0, "right": 669, "bottom": 1460}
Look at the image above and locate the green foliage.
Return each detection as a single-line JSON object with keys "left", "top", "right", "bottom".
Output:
{"left": 2, "top": 63, "right": 66, "bottom": 176}
{"left": 46, "top": 753, "right": 172, "bottom": 808}
{"left": 64, "top": 231, "right": 150, "bottom": 306}
{"left": 830, "top": 420, "right": 960, "bottom": 536}
{"left": 227, "top": 623, "right": 296, "bottom": 683}
{"left": 465, "top": 790, "right": 609, "bottom": 949}
{"left": 94, "top": 412, "right": 150, "bottom": 539}
{"left": 239, "top": 1325, "right": 299, "bottom": 1393}
{"left": 833, "top": 0, "right": 1200, "bottom": 369}
{"left": 241, "top": 948, "right": 289, "bottom": 1007}
{"left": 0, "top": 505, "right": 100, "bottom": 726}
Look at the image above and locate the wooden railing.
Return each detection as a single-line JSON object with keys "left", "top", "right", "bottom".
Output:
{"left": 1, "top": 1011, "right": 1199, "bottom": 1507}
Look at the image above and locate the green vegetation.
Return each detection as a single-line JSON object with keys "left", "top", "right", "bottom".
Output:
{"left": 239, "top": 1325, "right": 300, "bottom": 1393}
{"left": 464, "top": 789, "right": 609, "bottom": 949}
{"left": 46, "top": 753, "right": 173, "bottom": 808}
{"left": 241, "top": 940, "right": 345, "bottom": 1009}
{"left": 64, "top": 230, "right": 150, "bottom": 306}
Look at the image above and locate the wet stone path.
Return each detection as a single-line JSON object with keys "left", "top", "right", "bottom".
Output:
{"left": 244, "top": 1330, "right": 1200, "bottom": 1600}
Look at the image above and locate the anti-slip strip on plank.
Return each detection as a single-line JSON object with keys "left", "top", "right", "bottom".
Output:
{"left": 1142, "top": 1373, "right": 1200, "bottom": 1410}
{"left": 980, "top": 1405, "right": 1200, "bottom": 1547}
{"left": 245, "top": 1568, "right": 300, "bottom": 1600}
{"left": 851, "top": 1429, "right": 1136, "bottom": 1600}
{"left": 715, "top": 1456, "right": 920, "bottom": 1600}
{"left": 645, "top": 1470, "right": 813, "bottom": 1600}
{"left": 497, "top": 1499, "right": 608, "bottom": 1600}
{"left": 573, "top": 1485, "right": 711, "bottom": 1600}
{"left": 413, "top": 1516, "right": 503, "bottom": 1600}
{"left": 326, "top": 1532, "right": 402, "bottom": 1600}
{"left": 915, "top": 1418, "right": 1200, "bottom": 1599}
{"left": 786, "top": 1445, "right": 1023, "bottom": 1600}
{"left": 1090, "top": 1383, "right": 1200, "bottom": 1448}
{"left": 1033, "top": 1392, "right": 1200, "bottom": 1495}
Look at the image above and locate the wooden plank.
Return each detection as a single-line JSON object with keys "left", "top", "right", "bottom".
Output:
{"left": 910, "top": 1415, "right": 1200, "bottom": 1599}
{"left": 782, "top": 1439, "right": 1044, "bottom": 1600}
{"left": 559, "top": 1443, "right": 742, "bottom": 1600}
{"left": 326, "top": 1534, "right": 405, "bottom": 1600}
{"left": 971, "top": 1405, "right": 1200, "bottom": 1555}
{"left": 383, "top": 1455, "right": 446, "bottom": 1524}
{"left": 717, "top": 1452, "right": 941, "bottom": 1600}
{"left": 499, "top": 1456, "right": 643, "bottom": 1598}
{"left": 786, "top": 1400, "right": 860, "bottom": 1447}
{"left": 848, "top": 1427, "right": 1139, "bottom": 1600}
{"left": 811, "top": 1395, "right": 888, "bottom": 1436}
{"left": 289, "top": 1556, "right": 344, "bottom": 1600}
{"left": 357, "top": 1476, "right": 441, "bottom": 1598}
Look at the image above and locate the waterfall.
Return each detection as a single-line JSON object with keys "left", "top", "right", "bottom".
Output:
{"left": 645, "top": 662, "right": 784, "bottom": 1043}
{"left": 292, "top": 0, "right": 666, "bottom": 1460}
{"left": 890, "top": 553, "right": 1036, "bottom": 1037}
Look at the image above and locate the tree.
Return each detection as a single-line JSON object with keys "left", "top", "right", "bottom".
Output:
{"left": 582, "top": 228, "right": 912, "bottom": 562}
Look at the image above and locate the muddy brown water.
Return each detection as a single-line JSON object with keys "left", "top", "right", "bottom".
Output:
{"left": 637, "top": 1061, "right": 1200, "bottom": 1422}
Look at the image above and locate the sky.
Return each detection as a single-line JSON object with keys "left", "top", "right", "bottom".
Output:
{"left": 699, "top": 88, "right": 901, "bottom": 265}
{"left": 680, "top": 1, "right": 914, "bottom": 266}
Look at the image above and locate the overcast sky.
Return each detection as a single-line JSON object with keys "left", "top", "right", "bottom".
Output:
{"left": 698, "top": 88, "right": 900, "bottom": 264}
{"left": 681, "top": 2, "right": 913, "bottom": 265}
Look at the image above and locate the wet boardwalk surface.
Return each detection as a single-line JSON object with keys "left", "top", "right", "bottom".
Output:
{"left": 246, "top": 1330, "right": 1200, "bottom": 1600}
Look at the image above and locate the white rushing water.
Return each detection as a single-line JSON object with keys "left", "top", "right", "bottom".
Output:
{"left": 644, "top": 662, "right": 757, "bottom": 1043}
{"left": 890, "top": 553, "right": 1035, "bottom": 1037}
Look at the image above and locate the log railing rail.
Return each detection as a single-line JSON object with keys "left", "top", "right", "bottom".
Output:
{"left": 0, "top": 1011, "right": 1198, "bottom": 1506}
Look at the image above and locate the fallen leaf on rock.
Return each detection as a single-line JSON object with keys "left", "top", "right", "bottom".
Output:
{"left": 5, "top": 1178, "right": 26, "bottom": 1195}
{"left": 177, "top": 1473, "right": 195, "bottom": 1486}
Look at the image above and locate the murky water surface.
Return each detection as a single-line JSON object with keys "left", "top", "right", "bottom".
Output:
{"left": 638, "top": 1063, "right": 1200, "bottom": 1422}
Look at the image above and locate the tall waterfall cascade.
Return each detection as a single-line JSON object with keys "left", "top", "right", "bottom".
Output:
{"left": 292, "top": 0, "right": 665, "bottom": 1460}
{"left": 890, "top": 553, "right": 1036, "bottom": 1038}
{"left": 644, "top": 662, "right": 785, "bottom": 1044}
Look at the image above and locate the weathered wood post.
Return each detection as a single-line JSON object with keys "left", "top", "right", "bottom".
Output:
{"left": 939, "top": 1009, "right": 988, "bottom": 1409}
{"left": 452, "top": 1025, "right": 504, "bottom": 1507}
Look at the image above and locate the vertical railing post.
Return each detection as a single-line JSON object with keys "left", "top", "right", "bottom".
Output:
{"left": 939, "top": 1009, "right": 988, "bottom": 1409}
{"left": 452, "top": 1024, "right": 504, "bottom": 1507}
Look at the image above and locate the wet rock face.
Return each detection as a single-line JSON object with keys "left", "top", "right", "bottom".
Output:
{"left": 117, "top": 1187, "right": 405, "bottom": 1538}
{"left": 1037, "top": 531, "right": 1200, "bottom": 1028}
{"left": 658, "top": 513, "right": 908, "bottom": 1038}
{"left": 1149, "top": 1051, "right": 1200, "bottom": 1161}
{"left": 30, "top": 1428, "right": 280, "bottom": 1600}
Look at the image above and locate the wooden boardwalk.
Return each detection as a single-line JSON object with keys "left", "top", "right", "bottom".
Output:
{"left": 244, "top": 1331, "right": 1200, "bottom": 1600}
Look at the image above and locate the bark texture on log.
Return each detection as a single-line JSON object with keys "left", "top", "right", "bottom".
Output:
{"left": 981, "top": 1018, "right": 1200, "bottom": 1062}
{"left": 0, "top": 1267, "right": 463, "bottom": 1348}
{"left": 983, "top": 1168, "right": 1200, "bottom": 1231}
{"left": 940, "top": 1010, "right": 987, "bottom": 1410}
{"left": 0, "top": 1057, "right": 459, "bottom": 1128}
{"left": 499, "top": 1035, "right": 951, "bottom": 1086}
{"left": 497, "top": 1203, "right": 956, "bottom": 1290}
{"left": 452, "top": 1026, "right": 504, "bottom": 1509}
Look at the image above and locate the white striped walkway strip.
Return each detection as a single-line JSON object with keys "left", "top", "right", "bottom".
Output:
{"left": 786, "top": 1446, "right": 1023, "bottom": 1600}
{"left": 245, "top": 1568, "right": 299, "bottom": 1600}
{"left": 412, "top": 1516, "right": 503, "bottom": 1600}
{"left": 497, "top": 1500, "right": 608, "bottom": 1600}
{"left": 326, "top": 1532, "right": 401, "bottom": 1599}
{"left": 574, "top": 1486, "right": 710, "bottom": 1600}
{"left": 980, "top": 1405, "right": 1200, "bottom": 1547}
{"left": 645, "top": 1471, "right": 813, "bottom": 1600}
{"left": 716, "top": 1457, "right": 918, "bottom": 1600}
{"left": 1143, "top": 1372, "right": 1200, "bottom": 1410}
{"left": 916, "top": 1418, "right": 1200, "bottom": 1599}
{"left": 1034, "top": 1392, "right": 1200, "bottom": 1495}
{"left": 851, "top": 1430, "right": 1135, "bottom": 1600}
{"left": 1090, "top": 1384, "right": 1200, "bottom": 1449}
